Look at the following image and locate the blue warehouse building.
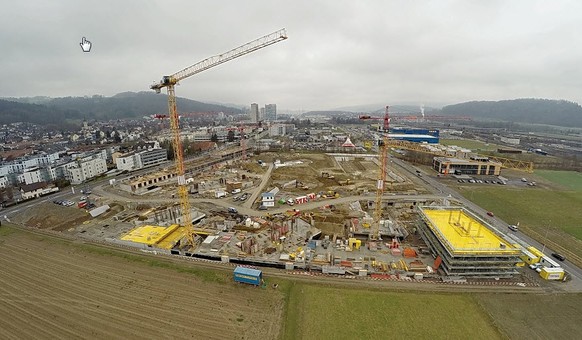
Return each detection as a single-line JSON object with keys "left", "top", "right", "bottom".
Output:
{"left": 374, "top": 127, "right": 439, "bottom": 144}
{"left": 391, "top": 127, "right": 439, "bottom": 138}
{"left": 389, "top": 128, "right": 439, "bottom": 143}
{"left": 388, "top": 133, "right": 439, "bottom": 144}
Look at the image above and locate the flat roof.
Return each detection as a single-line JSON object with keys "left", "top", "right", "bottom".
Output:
{"left": 420, "top": 207, "right": 519, "bottom": 256}
{"left": 541, "top": 267, "right": 564, "bottom": 273}
{"left": 234, "top": 266, "right": 262, "bottom": 276}
{"left": 121, "top": 224, "right": 183, "bottom": 249}
{"left": 389, "top": 134, "right": 438, "bottom": 139}
{"left": 434, "top": 157, "right": 502, "bottom": 166}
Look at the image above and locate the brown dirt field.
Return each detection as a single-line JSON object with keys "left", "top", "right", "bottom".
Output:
{"left": 13, "top": 202, "right": 91, "bottom": 231}
{"left": 0, "top": 227, "right": 284, "bottom": 340}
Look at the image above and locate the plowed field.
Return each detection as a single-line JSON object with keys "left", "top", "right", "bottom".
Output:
{"left": 0, "top": 227, "right": 283, "bottom": 339}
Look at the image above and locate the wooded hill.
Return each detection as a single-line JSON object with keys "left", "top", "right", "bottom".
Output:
{"left": 441, "top": 99, "right": 582, "bottom": 128}
{"left": 0, "top": 92, "right": 242, "bottom": 125}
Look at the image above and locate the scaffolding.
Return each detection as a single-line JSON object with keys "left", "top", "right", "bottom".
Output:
{"left": 417, "top": 206, "right": 521, "bottom": 278}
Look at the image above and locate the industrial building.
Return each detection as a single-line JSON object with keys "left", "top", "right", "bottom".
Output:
{"left": 118, "top": 170, "right": 176, "bottom": 194}
{"left": 417, "top": 206, "right": 521, "bottom": 278}
{"left": 389, "top": 133, "right": 439, "bottom": 144}
{"left": 370, "top": 127, "right": 440, "bottom": 144}
{"left": 433, "top": 156, "right": 502, "bottom": 176}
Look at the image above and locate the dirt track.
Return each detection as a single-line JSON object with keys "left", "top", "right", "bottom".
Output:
{"left": 0, "top": 229, "right": 283, "bottom": 340}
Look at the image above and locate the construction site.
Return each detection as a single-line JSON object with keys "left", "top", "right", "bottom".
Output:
{"left": 7, "top": 28, "right": 566, "bottom": 287}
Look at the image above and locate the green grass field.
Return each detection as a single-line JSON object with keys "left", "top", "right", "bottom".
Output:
{"left": 458, "top": 186, "right": 582, "bottom": 259}
{"left": 475, "top": 293, "right": 582, "bottom": 340}
{"left": 283, "top": 283, "right": 502, "bottom": 340}
{"left": 535, "top": 170, "right": 582, "bottom": 191}
{"left": 459, "top": 187, "right": 582, "bottom": 240}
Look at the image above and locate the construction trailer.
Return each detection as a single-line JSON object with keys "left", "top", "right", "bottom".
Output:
{"left": 539, "top": 267, "right": 565, "bottom": 281}
{"left": 233, "top": 266, "right": 262, "bottom": 286}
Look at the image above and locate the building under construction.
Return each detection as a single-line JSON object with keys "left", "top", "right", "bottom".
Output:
{"left": 433, "top": 156, "right": 502, "bottom": 176}
{"left": 417, "top": 206, "right": 521, "bottom": 278}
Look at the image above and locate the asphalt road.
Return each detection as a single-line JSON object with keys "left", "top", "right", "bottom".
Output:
{"left": 241, "top": 163, "right": 274, "bottom": 209}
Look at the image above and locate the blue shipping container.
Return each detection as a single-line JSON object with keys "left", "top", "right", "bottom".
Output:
{"left": 233, "top": 266, "right": 262, "bottom": 286}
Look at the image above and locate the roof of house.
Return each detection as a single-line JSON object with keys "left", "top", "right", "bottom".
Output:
{"left": 191, "top": 141, "right": 218, "bottom": 151}
{"left": 20, "top": 181, "right": 48, "bottom": 192}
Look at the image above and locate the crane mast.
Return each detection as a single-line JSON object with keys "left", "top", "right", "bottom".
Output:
{"left": 359, "top": 106, "right": 390, "bottom": 240}
{"left": 371, "top": 106, "right": 390, "bottom": 240}
{"left": 151, "top": 29, "right": 287, "bottom": 248}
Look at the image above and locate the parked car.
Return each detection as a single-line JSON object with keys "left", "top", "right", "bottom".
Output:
{"left": 529, "top": 263, "right": 543, "bottom": 270}
{"left": 551, "top": 253, "right": 566, "bottom": 261}
{"left": 487, "top": 211, "right": 494, "bottom": 217}
{"left": 228, "top": 207, "right": 238, "bottom": 214}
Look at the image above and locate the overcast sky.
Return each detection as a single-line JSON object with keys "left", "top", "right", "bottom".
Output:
{"left": 2, "top": 0, "right": 582, "bottom": 111}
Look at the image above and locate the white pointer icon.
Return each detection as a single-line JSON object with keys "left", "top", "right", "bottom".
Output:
{"left": 80, "top": 37, "right": 92, "bottom": 52}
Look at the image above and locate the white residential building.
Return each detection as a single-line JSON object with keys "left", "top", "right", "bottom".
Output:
{"left": 67, "top": 158, "right": 107, "bottom": 184}
{"left": 269, "top": 123, "right": 295, "bottom": 137}
{"left": 0, "top": 176, "right": 9, "bottom": 188}
{"left": 115, "top": 148, "right": 168, "bottom": 171}
{"left": 0, "top": 152, "right": 60, "bottom": 177}
{"left": 22, "top": 167, "right": 43, "bottom": 185}
{"left": 116, "top": 151, "right": 141, "bottom": 171}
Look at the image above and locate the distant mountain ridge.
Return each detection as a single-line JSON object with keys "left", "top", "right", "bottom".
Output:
{"left": 0, "top": 92, "right": 242, "bottom": 125}
{"left": 441, "top": 99, "right": 582, "bottom": 128}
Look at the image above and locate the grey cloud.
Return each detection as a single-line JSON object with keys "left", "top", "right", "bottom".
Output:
{"left": 1, "top": 0, "right": 581, "bottom": 111}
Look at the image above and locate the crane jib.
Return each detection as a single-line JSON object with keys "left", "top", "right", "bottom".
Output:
{"left": 148, "top": 29, "right": 287, "bottom": 244}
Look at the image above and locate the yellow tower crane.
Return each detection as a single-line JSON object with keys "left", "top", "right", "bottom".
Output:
{"left": 360, "top": 106, "right": 390, "bottom": 240}
{"left": 150, "top": 29, "right": 287, "bottom": 248}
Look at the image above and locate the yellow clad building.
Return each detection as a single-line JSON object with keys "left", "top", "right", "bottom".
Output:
{"left": 418, "top": 206, "right": 521, "bottom": 278}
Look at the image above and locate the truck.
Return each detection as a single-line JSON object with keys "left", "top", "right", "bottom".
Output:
{"left": 233, "top": 266, "right": 262, "bottom": 286}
